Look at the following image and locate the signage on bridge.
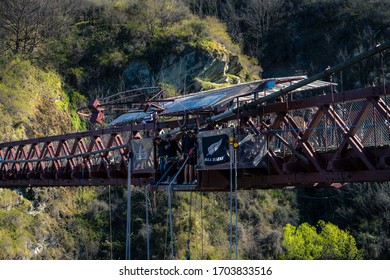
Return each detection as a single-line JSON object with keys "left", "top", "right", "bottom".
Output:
{"left": 202, "top": 134, "right": 230, "bottom": 166}
{"left": 198, "top": 128, "right": 232, "bottom": 168}
{"left": 131, "top": 139, "right": 154, "bottom": 170}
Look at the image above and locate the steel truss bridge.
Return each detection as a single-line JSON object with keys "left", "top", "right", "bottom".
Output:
{"left": 1, "top": 43, "right": 390, "bottom": 191}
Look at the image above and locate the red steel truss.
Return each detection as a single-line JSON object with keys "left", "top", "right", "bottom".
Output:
{"left": 200, "top": 84, "right": 390, "bottom": 190}
{"left": 0, "top": 85, "right": 389, "bottom": 190}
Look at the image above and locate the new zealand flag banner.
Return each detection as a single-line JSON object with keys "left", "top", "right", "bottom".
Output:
{"left": 202, "top": 134, "right": 230, "bottom": 166}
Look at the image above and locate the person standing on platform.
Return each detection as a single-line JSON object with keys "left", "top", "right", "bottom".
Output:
{"left": 155, "top": 136, "right": 169, "bottom": 182}
{"left": 182, "top": 130, "right": 197, "bottom": 184}
{"left": 164, "top": 133, "right": 182, "bottom": 184}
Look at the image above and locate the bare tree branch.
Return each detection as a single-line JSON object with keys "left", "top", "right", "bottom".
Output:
{"left": 242, "top": 0, "right": 285, "bottom": 55}
{"left": 0, "top": 0, "right": 83, "bottom": 55}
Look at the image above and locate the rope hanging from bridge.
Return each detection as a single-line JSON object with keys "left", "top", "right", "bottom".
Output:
{"left": 162, "top": 158, "right": 186, "bottom": 260}
{"left": 125, "top": 154, "right": 132, "bottom": 260}
{"left": 164, "top": 210, "right": 169, "bottom": 260}
{"left": 229, "top": 133, "right": 240, "bottom": 259}
{"left": 108, "top": 185, "right": 113, "bottom": 260}
{"left": 200, "top": 192, "right": 204, "bottom": 260}
{"left": 229, "top": 136, "right": 234, "bottom": 260}
{"left": 168, "top": 182, "right": 174, "bottom": 259}
{"left": 76, "top": 177, "right": 86, "bottom": 259}
{"left": 234, "top": 138, "right": 239, "bottom": 260}
{"left": 167, "top": 156, "right": 190, "bottom": 259}
{"left": 145, "top": 184, "right": 150, "bottom": 260}
{"left": 186, "top": 191, "right": 193, "bottom": 260}
{"left": 194, "top": 193, "right": 199, "bottom": 260}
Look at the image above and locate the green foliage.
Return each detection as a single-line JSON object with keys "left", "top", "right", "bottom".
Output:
{"left": 0, "top": 187, "right": 116, "bottom": 260}
{"left": 281, "top": 220, "right": 362, "bottom": 260}
{"left": 116, "top": 189, "right": 297, "bottom": 260}
{"left": 194, "top": 78, "right": 230, "bottom": 90}
{"left": 67, "top": 90, "right": 88, "bottom": 131}
{"left": 40, "top": 1, "right": 260, "bottom": 96}
{"left": 337, "top": 183, "right": 390, "bottom": 259}
{"left": 0, "top": 189, "right": 34, "bottom": 259}
{"left": 0, "top": 57, "right": 78, "bottom": 141}
{"left": 1, "top": 0, "right": 389, "bottom": 261}
{"left": 318, "top": 220, "right": 362, "bottom": 259}
{"left": 158, "top": 83, "right": 178, "bottom": 97}
{"left": 195, "top": 17, "right": 260, "bottom": 81}
{"left": 282, "top": 223, "right": 323, "bottom": 260}
{"left": 296, "top": 182, "right": 390, "bottom": 259}
{"left": 188, "top": 0, "right": 390, "bottom": 86}
{"left": 198, "top": 17, "right": 241, "bottom": 55}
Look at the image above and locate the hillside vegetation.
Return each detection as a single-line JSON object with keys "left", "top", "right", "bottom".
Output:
{"left": 0, "top": 0, "right": 389, "bottom": 259}
{"left": 0, "top": 58, "right": 86, "bottom": 142}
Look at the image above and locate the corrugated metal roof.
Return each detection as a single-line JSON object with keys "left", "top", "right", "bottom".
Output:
{"left": 159, "top": 81, "right": 262, "bottom": 115}
{"left": 108, "top": 76, "right": 336, "bottom": 126}
{"left": 108, "top": 110, "right": 151, "bottom": 126}
{"left": 238, "top": 79, "right": 336, "bottom": 102}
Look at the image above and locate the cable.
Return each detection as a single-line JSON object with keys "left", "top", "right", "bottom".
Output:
{"left": 186, "top": 191, "right": 193, "bottom": 260}
{"left": 200, "top": 192, "right": 204, "bottom": 260}
{"left": 101, "top": 87, "right": 162, "bottom": 103}
{"left": 125, "top": 155, "right": 132, "bottom": 260}
{"left": 166, "top": 156, "right": 190, "bottom": 259}
{"left": 164, "top": 210, "right": 169, "bottom": 260}
{"left": 168, "top": 182, "right": 174, "bottom": 259}
{"left": 108, "top": 185, "right": 113, "bottom": 260}
{"left": 154, "top": 157, "right": 182, "bottom": 185}
{"left": 229, "top": 134, "right": 234, "bottom": 260}
{"left": 234, "top": 145, "right": 239, "bottom": 260}
{"left": 76, "top": 178, "right": 85, "bottom": 259}
{"left": 194, "top": 192, "right": 199, "bottom": 260}
{"left": 177, "top": 113, "right": 187, "bottom": 128}
{"left": 145, "top": 184, "right": 150, "bottom": 260}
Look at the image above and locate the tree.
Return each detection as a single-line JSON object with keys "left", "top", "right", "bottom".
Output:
{"left": 281, "top": 220, "right": 362, "bottom": 260}
{"left": 130, "top": 0, "right": 189, "bottom": 38}
{"left": 0, "top": 0, "right": 81, "bottom": 56}
{"left": 281, "top": 222, "right": 323, "bottom": 260}
{"left": 0, "top": 0, "right": 48, "bottom": 54}
{"left": 241, "top": 0, "right": 285, "bottom": 57}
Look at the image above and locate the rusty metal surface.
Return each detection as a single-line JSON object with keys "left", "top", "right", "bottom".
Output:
{"left": 0, "top": 84, "right": 389, "bottom": 190}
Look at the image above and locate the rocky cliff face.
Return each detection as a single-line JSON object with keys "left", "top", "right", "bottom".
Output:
{"left": 124, "top": 45, "right": 250, "bottom": 94}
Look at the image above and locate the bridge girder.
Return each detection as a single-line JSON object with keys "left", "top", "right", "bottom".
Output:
{"left": 0, "top": 85, "right": 389, "bottom": 191}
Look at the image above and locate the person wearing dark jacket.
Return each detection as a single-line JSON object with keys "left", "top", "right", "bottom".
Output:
{"left": 182, "top": 130, "right": 197, "bottom": 184}
{"left": 163, "top": 134, "right": 182, "bottom": 184}
{"left": 155, "top": 136, "right": 169, "bottom": 182}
